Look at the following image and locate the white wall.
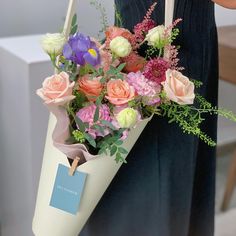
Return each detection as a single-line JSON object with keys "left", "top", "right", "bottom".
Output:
{"left": 0, "top": 0, "right": 115, "bottom": 38}
{"left": 0, "top": 1, "right": 235, "bottom": 39}
{"left": 215, "top": 5, "right": 236, "bottom": 26}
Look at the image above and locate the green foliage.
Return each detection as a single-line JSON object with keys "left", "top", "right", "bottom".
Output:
{"left": 72, "top": 130, "right": 86, "bottom": 143}
{"left": 195, "top": 94, "right": 212, "bottom": 109}
{"left": 93, "top": 105, "right": 100, "bottom": 123}
{"left": 74, "top": 116, "right": 86, "bottom": 133}
{"left": 192, "top": 79, "right": 203, "bottom": 89}
{"left": 145, "top": 45, "right": 163, "bottom": 59}
{"left": 114, "top": 4, "right": 123, "bottom": 27}
{"left": 160, "top": 101, "right": 217, "bottom": 146}
{"left": 84, "top": 133, "right": 97, "bottom": 148}
{"left": 170, "top": 28, "right": 180, "bottom": 43}
{"left": 70, "top": 14, "right": 78, "bottom": 35}
{"left": 70, "top": 91, "right": 87, "bottom": 112}
{"left": 160, "top": 96, "right": 236, "bottom": 146}
{"left": 97, "top": 131, "right": 128, "bottom": 163}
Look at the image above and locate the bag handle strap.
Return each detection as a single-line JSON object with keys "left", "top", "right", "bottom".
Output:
{"left": 55, "top": 0, "right": 76, "bottom": 72}
{"left": 60, "top": 0, "right": 175, "bottom": 63}
{"left": 165, "top": 0, "right": 175, "bottom": 27}
{"left": 62, "top": 0, "right": 175, "bottom": 38}
{"left": 63, "top": 0, "right": 77, "bottom": 39}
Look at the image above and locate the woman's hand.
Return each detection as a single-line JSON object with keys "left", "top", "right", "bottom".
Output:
{"left": 212, "top": 0, "right": 236, "bottom": 9}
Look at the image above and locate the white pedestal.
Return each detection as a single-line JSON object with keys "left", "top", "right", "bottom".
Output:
{"left": 0, "top": 35, "right": 52, "bottom": 236}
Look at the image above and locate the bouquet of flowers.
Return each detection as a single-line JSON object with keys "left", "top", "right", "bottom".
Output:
{"left": 32, "top": 1, "right": 236, "bottom": 235}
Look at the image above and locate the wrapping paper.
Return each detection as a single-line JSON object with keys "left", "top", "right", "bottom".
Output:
{"left": 32, "top": 113, "right": 151, "bottom": 236}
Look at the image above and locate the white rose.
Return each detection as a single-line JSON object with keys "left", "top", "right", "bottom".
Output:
{"left": 162, "top": 69, "right": 195, "bottom": 105}
{"left": 109, "top": 36, "right": 132, "bottom": 58}
{"left": 116, "top": 108, "right": 138, "bottom": 128}
{"left": 145, "top": 25, "right": 165, "bottom": 48}
{"left": 41, "top": 33, "right": 66, "bottom": 56}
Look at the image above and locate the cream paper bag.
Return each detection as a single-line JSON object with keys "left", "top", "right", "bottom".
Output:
{"left": 32, "top": 0, "right": 175, "bottom": 235}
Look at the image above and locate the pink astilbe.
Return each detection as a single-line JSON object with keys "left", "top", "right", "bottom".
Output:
{"left": 133, "top": 2, "right": 158, "bottom": 44}
{"left": 144, "top": 2, "right": 158, "bottom": 21}
{"left": 143, "top": 58, "right": 170, "bottom": 84}
{"left": 165, "top": 45, "right": 184, "bottom": 71}
{"left": 133, "top": 19, "right": 156, "bottom": 43}
{"left": 163, "top": 18, "right": 182, "bottom": 39}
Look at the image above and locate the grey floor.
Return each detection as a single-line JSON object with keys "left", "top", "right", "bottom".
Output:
{"left": 215, "top": 143, "right": 236, "bottom": 236}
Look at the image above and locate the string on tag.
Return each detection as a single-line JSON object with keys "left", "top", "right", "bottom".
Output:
{"left": 69, "top": 156, "right": 80, "bottom": 176}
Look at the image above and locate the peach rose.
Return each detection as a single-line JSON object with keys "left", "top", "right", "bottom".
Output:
{"left": 36, "top": 72, "right": 75, "bottom": 105}
{"left": 106, "top": 79, "right": 135, "bottom": 105}
{"left": 162, "top": 69, "right": 195, "bottom": 105}
{"left": 79, "top": 75, "right": 103, "bottom": 101}
{"left": 105, "top": 26, "right": 135, "bottom": 47}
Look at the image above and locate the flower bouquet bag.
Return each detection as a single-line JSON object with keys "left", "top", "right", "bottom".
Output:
{"left": 32, "top": 1, "right": 175, "bottom": 235}
{"left": 32, "top": 0, "right": 236, "bottom": 235}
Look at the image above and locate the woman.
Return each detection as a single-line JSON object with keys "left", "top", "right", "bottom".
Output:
{"left": 81, "top": 1, "right": 236, "bottom": 235}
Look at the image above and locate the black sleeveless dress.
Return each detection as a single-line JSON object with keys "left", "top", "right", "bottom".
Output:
{"left": 81, "top": 1, "right": 218, "bottom": 235}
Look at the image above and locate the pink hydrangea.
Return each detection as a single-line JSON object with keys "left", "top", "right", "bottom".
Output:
{"left": 143, "top": 58, "right": 170, "bottom": 84}
{"left": 76, "top": 104, "right": 112, "bottom": 138}
{"left": 127, "top": 71, "right": 161, "bottom": 105}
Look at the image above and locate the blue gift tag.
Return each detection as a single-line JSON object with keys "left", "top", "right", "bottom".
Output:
{"left": 50, "top": 164, "right": 87, "bottom": 215}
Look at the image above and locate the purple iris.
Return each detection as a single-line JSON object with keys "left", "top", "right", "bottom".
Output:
{"left": 63, "top": 33, "right": 100, "bottom": 67}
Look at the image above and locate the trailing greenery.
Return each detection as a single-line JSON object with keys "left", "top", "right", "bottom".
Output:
{"left": 89, "top": 0, "right": 109, "bottom": 38}
{"left": 160, "top": 94, "right": 236, "bottom": 146}
{"left": 114, "top": 4, "right": 123, "bottom": 27}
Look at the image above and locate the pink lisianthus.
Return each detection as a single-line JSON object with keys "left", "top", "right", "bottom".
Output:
{"left": 143, "top": 58, "right": 170, "bottom": 84}
{"left": 76, "top": 104, "right": 112, "bottom": 138}
{"left": 127, "top": 71, "right": 161, "bottom": 105}
{"left": 36, "top": 72, "right": 75, "bottom": 105}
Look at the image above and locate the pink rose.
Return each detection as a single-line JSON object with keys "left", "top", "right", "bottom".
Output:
{"left": 106, "top": 79, "right": 135, "bottom": 106}
{"left": 78, "top": 75, "right": 103, "bottom": 102}
{"left": 37, "top": 72, "right": 75, "bottom": 105}
{"left": 162, "top": 69, "right": 195, "bottom": 105}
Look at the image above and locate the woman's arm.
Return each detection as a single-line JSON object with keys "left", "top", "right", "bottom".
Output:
{"left": 212, "top": 0, "right": 236, "bottom": 9}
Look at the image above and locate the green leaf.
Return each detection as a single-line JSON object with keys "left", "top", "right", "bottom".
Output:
{"left": 118, "top": 147, "right": 128, "bottom": 155}
{"left": 117, "top": 63, "right": 126, "bottom": 72}
{"left": 115, "top": 152, "right": 127, "bottom": 164}
{"left": 101, "top": 120, "right": 117, "bottom": 130}
{"left": 70, "top": 25, "right": 78, "bottom": 35}
{"left": 74, "top": 116, "right": 86, "bottom": 133}
{"left": 100, "top": 77, "right": 106, "bottom": 83}
{"left": 115, "top": 140, "right": 123, "bottom": 146}
{"left": 95, "top": 96, "right": 103, "bottom": 106}
{"left": 110, "top": 145, "right": 117, "bottom": 156}
{"left": 84, "top": 133, "right": 96, "bottom": 148}
{"left": 72, "top": 14, "right": 77, "bottom": 27}
{"left": 92, "top": 124, "right": 105, "bottom": 135}
{"left": 93, "top": 106, "right": 100, "bottom": 123}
